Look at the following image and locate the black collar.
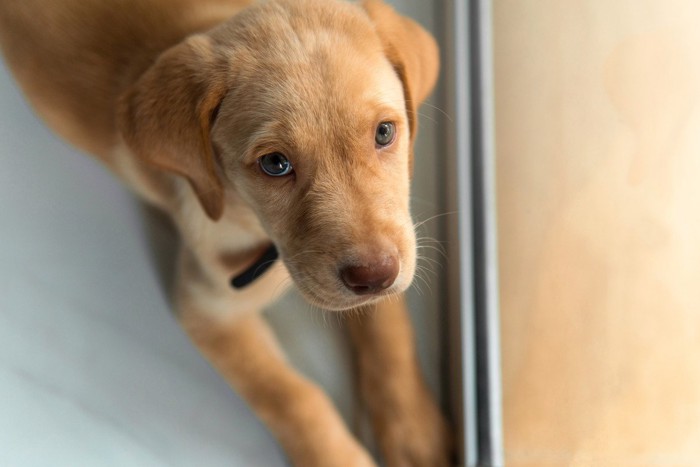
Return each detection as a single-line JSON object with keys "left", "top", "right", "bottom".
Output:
{"left": 230, "top": 244, "right": 279, "bottom": 289}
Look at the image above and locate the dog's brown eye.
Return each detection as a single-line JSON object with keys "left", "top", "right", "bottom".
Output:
{"left": 259, "top": 152, "right": 293, "bottom": 177}
{"left": 375, "top": 122, "right": 396, "bottom": 147}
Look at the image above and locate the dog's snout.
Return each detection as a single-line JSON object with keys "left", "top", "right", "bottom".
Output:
{"left": 340, "top": 255, "right": 399, "bottom": 295}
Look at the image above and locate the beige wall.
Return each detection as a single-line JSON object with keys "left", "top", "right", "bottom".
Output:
{"left": 495, "top": 1, "right": 700, "bottom": 465}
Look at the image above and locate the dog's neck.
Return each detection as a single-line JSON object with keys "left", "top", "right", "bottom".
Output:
{"left": 230, "top": 244, "right": 278, "bottom": 289}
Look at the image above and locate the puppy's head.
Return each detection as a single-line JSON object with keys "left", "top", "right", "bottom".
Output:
{"left": 119, "top": 0, "right": 439, "bottom": 310}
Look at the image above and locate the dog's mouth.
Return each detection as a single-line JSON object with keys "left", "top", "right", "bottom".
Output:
{"left": 280, "top": 249, "right": 414, "bottom": 312}
{"left": 292, "top": 275, "right": 401, "bottom": 312}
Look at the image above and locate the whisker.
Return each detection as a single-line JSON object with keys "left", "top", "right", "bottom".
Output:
{"left": 413, "top": 268, "right": 434, "bottom": 296}
{"left": 413, "top": 101, "right": 452, "bottom": 122}
{"left": 334, "top": 309, "right": 345, "bottom": 328}
{"left": 416, "top": 263, "right": 439, "bottom": 283}
{"left": 414, "top": 111, "right": 438, "bottom": 125}
{"left": 413, "top": 210, "right": 459, "bottom": 231}
{"left": 416, "top": 238, "right": 448, "bottom": 251}
{"left": 369, "top": 95, "right": 452, "bottom": 122}
{"left": 413, "top": 283, "right": 425, "bottom": 297}
{"left": 416, "top": 254, "right": 442, "bottom": 269}
{"left": 417, "top": 244, "right": 448, "bottom": 261}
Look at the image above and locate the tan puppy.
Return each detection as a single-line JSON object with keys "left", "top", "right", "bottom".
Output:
{"left": 0, "top": 0, "right": 448, "bottom": 465}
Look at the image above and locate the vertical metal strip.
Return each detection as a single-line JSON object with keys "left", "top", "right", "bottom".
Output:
{"left": 444, "top": 1, "right": 502, "bottom": 465}
{"left": 444, "top": 0, "right": 478, "bottom": 465}
{"left": 455, "top": 0, "right": 481, "bottom": 463}
{"left": 469, "top": 0, "right": 504, "bottom": 465}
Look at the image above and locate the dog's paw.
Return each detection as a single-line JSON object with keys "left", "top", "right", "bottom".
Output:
{"left": 373, "top": 384, "right": 453, "bottom": 467}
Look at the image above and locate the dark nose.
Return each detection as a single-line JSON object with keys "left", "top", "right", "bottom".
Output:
{"left": 340, "top": 255, "right": 399, "bottom": 295}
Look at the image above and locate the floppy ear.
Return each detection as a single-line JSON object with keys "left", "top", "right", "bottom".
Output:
{"left": 362, "top": 0, "right": 439, "bottom": 148}
{"left": 118, "top": 35, "right": 228, "bottom": 220}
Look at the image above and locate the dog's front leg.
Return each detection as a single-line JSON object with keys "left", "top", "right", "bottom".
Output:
{"left": 181, "top": 311, "right": 375, "bottom": 466}
{"left": 348, "top": 296, "right": 452, "bottom": 467}
{"left": 174, "top": 250, "right": 375, "bottom": 467}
